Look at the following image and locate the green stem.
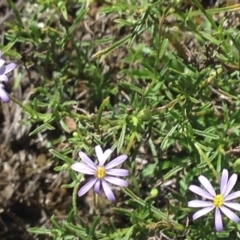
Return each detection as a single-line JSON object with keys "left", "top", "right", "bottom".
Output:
{"left": 123, "top": 188, "right": 185, "bottom": 231}
{"left": 72, "top": 182, "right": 80, "bottom": 215}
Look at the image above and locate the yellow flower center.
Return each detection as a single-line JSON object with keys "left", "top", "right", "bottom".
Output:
{"left": 95, "top": 166, "right": 106, "bottom": 179}
{"left": 213, "top": 194, "right": 224, "bottom": 207}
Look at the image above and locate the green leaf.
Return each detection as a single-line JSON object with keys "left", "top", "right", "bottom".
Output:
{"left": 29, "top": 123, "right": 55, "bottom": 136}
{"left": 69, "top": 8, "right": 88, "bottom": 34}
{"left": 120, "top": 82, "right": 144, "bottom": 95}
{"left": 92, "top": 34, "right": 131, "bottom": 61}
{"left": 62, "top": 221, "right": 88, "bottom": 240}
{"left": 88, "top": 216, "right": 100, "bottom": 239}
{"left": 7, "top": 0, "right": 23, "bottom": 27}
{"left": 122, "top": 226, "right": 134, "bottom": 240}
{"left": 193, "top": 128, "right": 219, "bottom": 139}
{"left": 59, "top": 119, "right": 70, "bottom": 133}
{"left": 117, "top": 122, "right": 126, "bottom": 153}
{"left": 142, "top": 163, "right": 156, "bottom": 177}
{"left": 62, "top": 101, "right": 78, "bottom": 106}
{"left": 159, "top": 38, "right": 169, "bottom": 59}
{"left": 96, "top": 97, "right": 110, "bottom": 129}
{"left": 59, "top": 3, "right": 68, "bottom": 21}
{"left": 49, "top": 149, "right": 73, "bottom": 163}
{"left": 28, "top": 227, "right": 52, "bottom": 235}
{"left": 199, "top": 31, "right": 222, "bottom": 45}
{"left": 161, "top": 124, "right": 179, "bottom": 150}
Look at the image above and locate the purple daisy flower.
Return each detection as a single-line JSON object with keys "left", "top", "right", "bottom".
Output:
{"left": 0, "top": 51, "right": 16, "bottom": 102}
{"left": 188, "top": 169, "right": 240, "bottom": 231}
{"left": 71, "top": 145, "right": 129, "bottom": 202}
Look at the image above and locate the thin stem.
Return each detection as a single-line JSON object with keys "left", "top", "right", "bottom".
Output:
{"left": 72, "top": 182, "right": 80, "bottom": 216}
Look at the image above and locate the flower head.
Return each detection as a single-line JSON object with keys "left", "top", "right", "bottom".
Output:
{"left": 71, "top": 145, "right": 129, "bottom": 202}
{"left": 188, "top": 169, "right": 240, "bottom": 231}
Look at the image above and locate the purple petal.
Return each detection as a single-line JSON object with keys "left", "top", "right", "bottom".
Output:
{"left": 95, "top": 145, "right": 103, "bottom": 159}
{"left": 198, "top": 175, "right": 216, "bottom": 196}
{"left": 105, "top": 155, "right": 128, "bottom": 169}
{"left": 0, "top": 75, "right": 8, "bottom": 81}
{"left": 104, "top": 176, "right": 128, "bottom": 187}
{"left": 192, "top": 206, "right": 214, "bottom": 220}
{"left": 78, "top": 178, "right": 97, "bottom": 197}
{"left": 95, "top": 145, "right": 112, "bottom": 166}
{"left": 215, "top": 208, "right": 223, "bottom": 232}
{"left": 93, "top": 179, "right": 101, "bottom": 193}
{"left": 106, "top": 168, "right": 129, "bottom": 177}
{"left": 102, "top": 180, "right": 115, "bottom": 202}
{"left": 224, "top": 202, "right": 240, "bottom": 211}
{"left": 220, "top": 206, "right": 240, "bottom": 223}
{"left": 189, "top": 185, "right": 214, "bottom": 200}
{"left": 71, "top": 162, "right": 95, "bottom": 175}
{"left": 220, "top": 169, "right": 228, "bottom": 195}
{"left": 4, "top": 63, "right": 16, "bottom": 74}
{"left": 0, "top": 66, "right": 5, "bottom": 75}
{"left": 223, "top": 173, "right": 237, "bottom": 197}
{"left": 102, "top": 149, "right": 113, "bottom": 163}
{"left": 224, "top": 190, "right": 240, "bottom": 201}
{"left": 0, "top": 85, "right": 9, "bottom": 102}
{"left": 0, "top": 59, "right": 5, "bottom": 68}
{"left": 188, "top": 200, "right": 213, "bottom": 208}
{"left": 79, "top": 151, "right": 96, "bottom": 170}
